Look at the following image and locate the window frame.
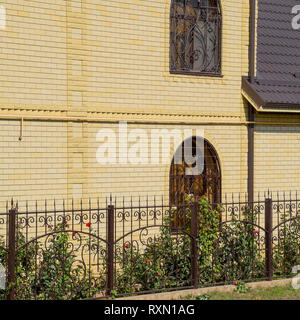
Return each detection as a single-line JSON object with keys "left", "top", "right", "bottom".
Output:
{"left": 169, "top": 137, "right": 222, "bottom": 207}
{"left": 169, "top": 0, "right": 223, "bottom": 77}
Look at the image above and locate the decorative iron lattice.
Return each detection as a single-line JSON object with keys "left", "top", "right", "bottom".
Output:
{"left": 1, "top": 191, "right": 300, "bottom": 299}
{"left": 170, "top": 0, "right": 222, "bottom": 75}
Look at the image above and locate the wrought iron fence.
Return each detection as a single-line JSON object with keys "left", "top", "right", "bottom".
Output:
{"left": 0, "top": 191, "right": 300, "bottom": 300}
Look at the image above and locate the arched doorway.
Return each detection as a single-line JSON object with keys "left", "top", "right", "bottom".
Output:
{"left": 169, "top": 136, "right": 221, "bottom": 205}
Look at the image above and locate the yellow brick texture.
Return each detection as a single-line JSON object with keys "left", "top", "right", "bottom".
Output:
{"left": 0, "top": 0, "right": 249, "bottom": 117}
{"left": 0, "top": 0, "right": 294, "bottom": 206}
{"left": 254, "top": 113, "right": 300, "bottom": 193}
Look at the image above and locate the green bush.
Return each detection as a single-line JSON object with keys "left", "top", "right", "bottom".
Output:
{"left": 273, "top": 215, "right": 300, "bottom": 276}
{"left": 114, "top": 196, "right": 265, "bottom": 295}
{"left": 115, "top": 224, "right": 192, "bottom": 293}
{"left": 1, "top": 198, "right": 299, "bottom": 299}
{"left": 0, "top": 224, "right": 105, "bottom": 300}
{"left": 213, "top": 209, "right": 265, "bottom": 282}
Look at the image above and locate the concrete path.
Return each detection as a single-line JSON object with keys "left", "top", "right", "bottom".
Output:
{"left": 117, "top": 278, "right": 292, "bottom": 300}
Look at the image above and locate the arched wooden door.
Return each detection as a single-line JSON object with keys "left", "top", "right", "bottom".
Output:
{"left": 169, "top": 137, "right": 221, "bottom": 205}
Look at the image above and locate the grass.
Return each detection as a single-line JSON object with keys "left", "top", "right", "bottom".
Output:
{"left": 183, "top": 283, "right": 300, "bottom": 300}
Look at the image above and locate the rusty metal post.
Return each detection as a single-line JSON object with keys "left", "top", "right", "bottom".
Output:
{"left": 7, "top": 206, "right": 17, "bottom": 300}
{"left": 191, "top": 201, "right": 199, "bottom": 289}
{"left": 106, "top": 205, "right": 115, "bottom": 296}
{"left": 265, "top": 198, "right": 273, "bottom": 281}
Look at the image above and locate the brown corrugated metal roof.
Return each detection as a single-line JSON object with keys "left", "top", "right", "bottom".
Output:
{"left": 242, "top": 0, "right": 300, "bottom": 112}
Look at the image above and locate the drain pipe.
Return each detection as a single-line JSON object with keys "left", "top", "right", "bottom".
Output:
{"left": 248, "top": 105, "right": 254, "bottom": 203}
{"left": 248, "top": 0, "right": 256, "bottom": 203}
{"left": 249, "top": 0, "right": 256, "bottom": 84}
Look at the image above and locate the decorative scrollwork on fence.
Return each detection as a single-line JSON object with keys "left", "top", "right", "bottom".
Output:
{"left": 3, "top": 194, "right": 300, "bottom": 300}
{"left": 11, "top": 229, "right": 107, "bottom": 300}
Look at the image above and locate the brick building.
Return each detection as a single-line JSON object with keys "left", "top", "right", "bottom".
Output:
{"left": 0, "top": 0, "right": 299, "bottom": 206}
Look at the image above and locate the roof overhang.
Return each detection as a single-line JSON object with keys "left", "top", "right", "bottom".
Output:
{"left": 242, "top": 77, "right": 300, "bottom": 114}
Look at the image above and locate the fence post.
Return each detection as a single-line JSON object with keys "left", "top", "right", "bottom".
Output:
{"left": 265, "top": 198, "right": 273, "bottom": 281}
{"left": 7, "top": 205, "right": 17, "bottom": 300}
{"left": 191, "top": 201, "right": 199, "bottom": 289}
{"left": 106, "top": 205, "right": 115, "bottom": 296}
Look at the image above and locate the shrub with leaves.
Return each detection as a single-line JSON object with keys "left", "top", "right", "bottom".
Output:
{"left": 115, "top": 226, "right": 192, "bottom": 294}
{"left": 3, "top": 197, "right": 300, "bottom": 299}
{"left": 273, "top": 215, "right": 300, "bottom": 276}
{"left": 114, "top": 196, "right": 222, "bottom": 294}
{"left": 0, "top": 224, "right": 105, "bottom": 300}
{"left": 34, "top": 225, "right": 105, "bottom": 300}
{"left": 213, "top": 207, "right": 265, "bottom": 282}
{"left": 0, "top": 229, "right": 37, "bottom": 299}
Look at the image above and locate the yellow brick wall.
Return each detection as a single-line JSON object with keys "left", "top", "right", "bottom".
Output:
{"left": 0, "top": 0, "right": 250, "bottom": 115}
{"left": 0, "top": 1, "right": 68, "bottom": 109}
{"left": 0, "top": 119, "right": 248, "bottom": 206}
{"left": 254, "top": 113, "right": 300, "bottom": 194}
{"left": 85, "top": 122, "right": 247, "bottom": 201}
{"left": 80, "top": 0, "right": 246, "bottom": 116}
{"left": 0, "top": 0, "right": 253, "bottom": 205}
{"left": 0, "top": 119, "right": 68, "bottom": 207}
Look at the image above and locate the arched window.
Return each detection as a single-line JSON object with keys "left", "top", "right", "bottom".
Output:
{"left": 170, "top": 0, "right": 222, "bottom": 75}
{"left": 170, "top": 137, "right": 221, "bottom": 206}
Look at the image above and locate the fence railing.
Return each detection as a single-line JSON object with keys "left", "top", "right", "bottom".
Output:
{"left": 0, "top": 192, "right": 300, "bottom": 300}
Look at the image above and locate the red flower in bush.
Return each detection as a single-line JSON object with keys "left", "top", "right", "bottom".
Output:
{"left": 86, "top": 222, "right": 91, "bottom": 228}
{"left": 157, "top": 273, "right": 161, "bottom": 276}
{"left": 72, "top": 231, "right": 76, "bottom": 237}
{"left": 124, "top": 243, "right": 129, "bottom": 249}
{"left": 253, "top": 230, "right": 259, "bottom": 234}
{"left": 146, "top": 258, "right": 150, "bottom": 263}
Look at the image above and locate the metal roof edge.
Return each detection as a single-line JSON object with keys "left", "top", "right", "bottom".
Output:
{"left": 242, "top": 77, "right": 300, "bottom": 114}
{"left": 241, "top": 77, "right": 265, "bottom": 110}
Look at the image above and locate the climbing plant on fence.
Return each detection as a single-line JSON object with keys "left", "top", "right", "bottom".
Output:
{"left": 0, "top": 224, "right": 105, "bottom": 300}
{"left": 0, "top": 192, "right": 299, "bottom": 299}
